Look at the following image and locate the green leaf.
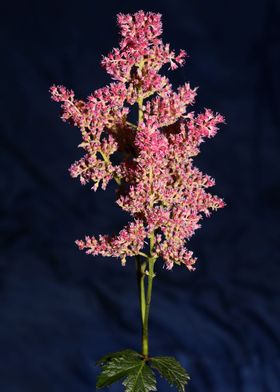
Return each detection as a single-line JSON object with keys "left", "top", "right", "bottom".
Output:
{"left": 122, "top": 360, "right": 157, "bottom": 392}
{"left": 150, "top": 356, "right": 190, "bottom": 392}
{"left": 96, "top": 349, "right": 139, "bottom": 365}
{"left": 96, "top": 350, "right": 156, "bottom": 391}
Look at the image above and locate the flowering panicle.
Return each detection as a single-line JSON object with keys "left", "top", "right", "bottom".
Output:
{"left": 51, "top": 10, "right": 225, "bottom": 271}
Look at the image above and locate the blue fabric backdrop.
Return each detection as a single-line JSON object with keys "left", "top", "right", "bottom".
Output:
{"left": 1, "top": 0, "right": 280, "bottom": 391}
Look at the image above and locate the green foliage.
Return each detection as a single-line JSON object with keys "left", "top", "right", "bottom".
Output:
{"left": 96, "top": 350, "right": 190, "bottom": 392}
{"left": 150, "top": 356, "right": 190, "bottom": 392}
{"left": 96, "top": 350, "right": 140, "bottom": 389}
{"left": 122, "top": 360, "right": 156, "bottom": 392}
{"left": 96, "top": 349, "right": 156, "bottom": 391}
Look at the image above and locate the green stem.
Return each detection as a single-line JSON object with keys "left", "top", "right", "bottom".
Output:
{"left": 136, "top": 59, "right": 157, "bottom": 358}
{"left": 142, "top": 254, "right": 156, "bottom": 358}
{"left": 136, "top": 255, "right": 146, "bottom": 329}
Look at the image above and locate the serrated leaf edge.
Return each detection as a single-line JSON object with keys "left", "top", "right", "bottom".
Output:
{"left": 96, "top": 349, "right": 140, "bottom": 365}
{"left": 150, "top": 356, "right": 190, "bottom": 392}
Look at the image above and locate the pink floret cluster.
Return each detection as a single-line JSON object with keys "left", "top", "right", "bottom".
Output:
{"left": 50, "top": 10, "right": 225, "bottom": 271}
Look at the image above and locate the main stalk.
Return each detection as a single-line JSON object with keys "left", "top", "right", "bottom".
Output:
{"left": 136, "top": 81, "right": 157, "bottom": 358}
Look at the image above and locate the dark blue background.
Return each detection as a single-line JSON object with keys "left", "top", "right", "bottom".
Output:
{"left": 1, "top": 1, "right": 280, "bottom": 391}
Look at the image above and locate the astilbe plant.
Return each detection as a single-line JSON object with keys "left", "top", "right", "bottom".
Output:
{"left": 51, "top": 10, "right": 225, "bottom": 392}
